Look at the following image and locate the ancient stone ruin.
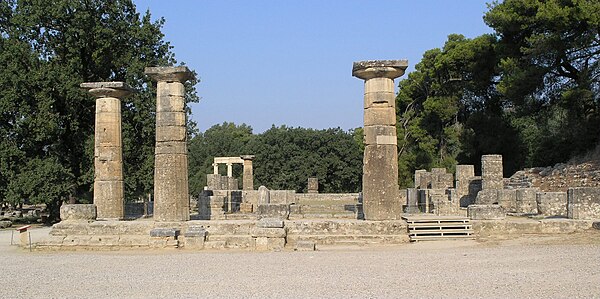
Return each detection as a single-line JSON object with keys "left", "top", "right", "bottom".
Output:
{"left": 32, "top": 61, "right": 600, "bottom": 252}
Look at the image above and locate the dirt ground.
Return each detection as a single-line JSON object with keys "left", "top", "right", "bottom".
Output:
{"left": 0, "top": 228, "right": 599, "bottom": 299}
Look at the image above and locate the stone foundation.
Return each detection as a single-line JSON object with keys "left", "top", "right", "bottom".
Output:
{"left": 468, "top": 204, "right": 506, "bottom": 220}
{"left": 36, "top": 219, "right": 410, "bottom": 251}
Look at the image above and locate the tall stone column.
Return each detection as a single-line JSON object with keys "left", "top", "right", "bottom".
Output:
{"left": 353, "top": 60, "right": 408, "bottom": 220}
{"left": 145, "top": 66, "right": 195, "bottom": 222}
{"left": 241, "top": 155, "right": 255, "bottom": 190}
{"left": 81, "top": 82, "right": 132, "bottom": 220}
{"left": 481, "top": 155, "right": 503, "bottom": 190}
{"left": 213, "top": 163, "right": 219, "bottom": 174}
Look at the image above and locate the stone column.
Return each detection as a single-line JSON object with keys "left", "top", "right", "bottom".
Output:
{"left": 81, "top": 82, "right": 131, "bottom": 220}
{"left": 226, "top": 163, "right": 233, "bottom": 177}
{"left": 145, "top": 66, "right": 195, "bottom": 222}
{"left": 455, "top": 165, "right": 475, "bottom": 197}
{"left": 353, "top": 60, "right": 408, "bottom": 220}
{"left": 241, "top": 155, "right": 255, "bottom": 190}
{"left": 213, "top": 163, "right": 219, "bottom": 175}
{"left": 481, "top": 155, "right": 503, "bottom": 190}
{"left": 307, "top": 178, "right": 318, "bottom": 194}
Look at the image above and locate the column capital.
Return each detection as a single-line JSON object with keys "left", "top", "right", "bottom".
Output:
{"left": 145, "top": 66, "right": 195, "bottom": 82}
{"left": 352, "top": 60, "right": 408, "bottom": 80}
{"left": 81, "top": 82, "right": 132, "bottom": 98}
{"left": 240, "top": 155, "right": 255, "bottom": 161}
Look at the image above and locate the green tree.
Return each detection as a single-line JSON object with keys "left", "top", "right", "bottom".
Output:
{"left": 0, "top": 0, "right": 197, "bottom": 221}
{"left": 247, "top": 126, "right": 362, "bottom": 193}
{"left": 396, "top": 34, "right": 501, "bottom": 186}
{"left": 484, "top": 0, "right": 600, "bottom": 166}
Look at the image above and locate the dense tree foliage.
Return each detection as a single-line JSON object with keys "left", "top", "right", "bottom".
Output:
{"left": 397, "top": 0, "right": 600, "bottom": 186}
{"left": 0, "top": 0, "right": 197, "bottom": 220}
{"left": 188, "top": 123, "right": 363, "bottom": 195}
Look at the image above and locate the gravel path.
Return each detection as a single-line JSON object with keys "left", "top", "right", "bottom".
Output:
{"left": 0, "top": 228, "right": 599, "bottom": 298}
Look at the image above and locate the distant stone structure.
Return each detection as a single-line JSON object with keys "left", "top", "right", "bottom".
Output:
{"left": 352, "top": 59, "right": 408, "bottom": 220}
{"left": 81, "top": 82, "right": 132, "bottom": 220}
{"left": 145, "top": 66, "right": 195, "bottom": 222}
{"left": 241, "top": 155, "right": 255, "bottom": 190}
{"left": 213, "top": 156, "right": 255, "bottom": 190}
{"left": 307, "top": 178, "right": 318, "bottom": 193}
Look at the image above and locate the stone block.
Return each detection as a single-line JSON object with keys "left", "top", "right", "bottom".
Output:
{"left": 295, "top": 241, "right": 316, "bottom": 251}
{"left": 567, "top": 187, "right": 600, "bottom": 220}
{"left": 156, "top": 112, "right": 186, "bottom": 127}
{"left": 206, "top": 174, "right": 222, "bottom": 190}
{"left": 257, "top": 218, "right": 284, "bottom": 228}
{"left": 475, "top": 189, "right": 499, "bottom": 205}
{"left": 183, "top": 236, "right": 205, "bottom": 249}
{"left": 481, "top": 155, "right": 503, "bottom": 190}
{"left": 240, "top": 202, "right": 253, "bottom": 213}
{"left": 364, "top": 107, "right": 396, "bottom": 126}
{"left": 364, "top": 91, "right": 395, "bottom": 108}
{"left": 536, "top": 192, "right": 568, "bottom": 217}
{"left": 256, "top": 204, "right": 290, "bottom": 220}
{"left": 94, "top": 121, "right": 122, "bottom": 146}
{"left": 270, "top": 190, "right": 296, "bottom": 204}
{"left": 498, "top": 189, "right": 517, "bottom": 212}
{"left": 468, "top": 204, "right": 506, "bottom": 220}
{"left": 364, "top": 125, "right": 397, "bottom": 146}
{"left": 150, "top": 228, "right": 180, "bottom": 237}
{"left": 184, "top": 226, "right": 207, "bottom": 238}
{"left": 251, "top": 227, "right": 286, "bottom": 238}
{"left": 60, "top": 204, "right": 97, "bottom": 221}
{"left": 156, "top": 126, "right": 186, "bottom": 142}
{"left": 204, "top": 240, "right": 227, "bottom": 249}
{"left": 254, "top": 237, "right": 285, "bottom": 251}
{"left": 155, "top": 141, "right": 187, "bottom": 155}
{"left": 118, "top": 235, "right": 149, "bottom": 247}
{"left": 516, "top": 188, "right": 538, "bottom": 214}
{"left": 258, "top": 186, "right": 270, "bottom": 205}
{"left": 364, "top": 77, "right": 394, "bottom": 93}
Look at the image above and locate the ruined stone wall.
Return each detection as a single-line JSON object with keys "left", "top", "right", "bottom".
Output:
{"left": 536, "top": 192, "right": 568, "bottom": 217}
{"left": 567, "top": 187, "right": 600, "bottom": 219}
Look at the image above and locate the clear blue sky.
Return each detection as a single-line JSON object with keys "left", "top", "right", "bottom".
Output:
{"left": 133, "top": 1, "right": 493, "bottom": 133}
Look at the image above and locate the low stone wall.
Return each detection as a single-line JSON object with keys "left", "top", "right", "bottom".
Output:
{"left": 285, "top": 220, "right": 409, "bottom": 246}
{"left": 568, "top": 187, "right": 600, "bottom": 220}
{"left": 468, "top": 204, "right": 505, "bottom": 220}
{"left": 473, "top": 218, "right": 594, "bottom": 238}
{"left": 536, "top": 192, "right": 567, "bottom": 217}
{"left": 294, "top": 193, "right": 359, "bottom": 203}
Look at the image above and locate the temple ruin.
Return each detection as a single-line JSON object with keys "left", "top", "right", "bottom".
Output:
{"left": 31, "top": 61, "right": 600, "bottom": 252}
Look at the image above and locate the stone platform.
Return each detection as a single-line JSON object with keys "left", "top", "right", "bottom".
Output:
{"left": 35, "top": 219, "right": 410, "bottom": 251}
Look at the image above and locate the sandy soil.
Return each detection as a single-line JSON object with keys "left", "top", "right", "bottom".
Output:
{"left": 0, "top": 228, "right": 599, "bottom": 299}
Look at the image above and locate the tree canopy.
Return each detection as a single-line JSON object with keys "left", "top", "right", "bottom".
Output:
{"left": 187, "top": 123, "right": 363, "bottom": 195}
{"left": 396, "top": 0, "right": 600, "bottom": 185}
{"left": 0, "top": 0, "right": 197, "bottom": 220}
